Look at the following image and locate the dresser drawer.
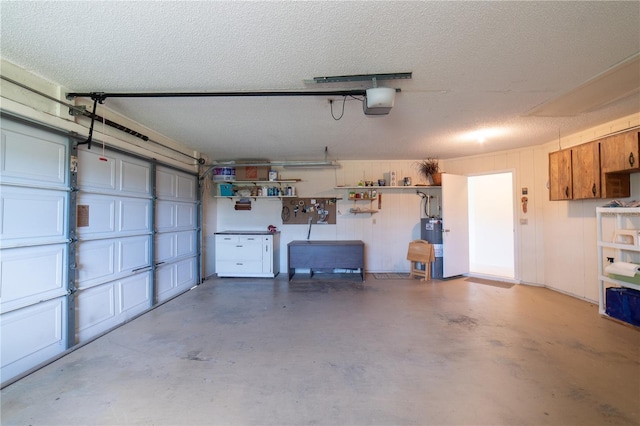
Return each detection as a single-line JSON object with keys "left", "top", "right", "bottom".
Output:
{"left": 216, "top": 260, "right": 263, "bottom": 275}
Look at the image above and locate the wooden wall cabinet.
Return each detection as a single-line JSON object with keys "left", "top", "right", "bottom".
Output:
{"left": 549, "top": 149, "right": 572, "bottom": 200}
{"left": 601, "top": 131, "right": 640, "bottom": 173}
{"left": 600, "top": 131, "right": 639, "bottom": 198}
{"left": 549, "top": 130, "right": 638, "bottom": 201}
{"left": 572, "top": 141, "right": 601, "bottom": 199}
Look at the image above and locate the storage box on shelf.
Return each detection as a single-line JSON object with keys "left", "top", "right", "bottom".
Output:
{"left": 215, "top": 180, "right": 299, "bottom": 199}
{"left": 596, "top": 207, "right": 640, "bottom": 325}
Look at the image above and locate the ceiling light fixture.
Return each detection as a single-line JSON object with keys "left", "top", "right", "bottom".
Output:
{"left": 460, "top": 127, "right": 508, "bottom": 144}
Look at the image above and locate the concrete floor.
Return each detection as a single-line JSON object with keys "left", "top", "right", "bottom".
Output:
{"left": 2, "top": 275, "right": 639, "bottom": 425}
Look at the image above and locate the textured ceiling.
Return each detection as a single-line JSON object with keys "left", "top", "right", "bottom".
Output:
{"left": 1, "top": 1, "right": 639, "bottom": 162}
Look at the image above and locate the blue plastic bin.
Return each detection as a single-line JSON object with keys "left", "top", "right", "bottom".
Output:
{"left": 606, "top": 287, "right": 640, "bottom": 326}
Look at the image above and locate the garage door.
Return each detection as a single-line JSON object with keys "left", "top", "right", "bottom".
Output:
{"left": 1, "top": 117, "right": 201, "bottom": 384}
{"left": 75, "top": 147, "right": 154, "bottom": 342}
{"left": 1, "top": 118, "right": 71, "bottom": 383}
{"left": 155, "top": 166, "right": 199, "bottom": 303}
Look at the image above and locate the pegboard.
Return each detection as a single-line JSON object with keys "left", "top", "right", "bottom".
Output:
{"left": 281, "top": 197, "right": 337, "bottom": 225}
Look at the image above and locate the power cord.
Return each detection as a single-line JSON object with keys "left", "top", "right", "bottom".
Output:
{"left": 329, "top": 95, "right": 365, "bottom": 120}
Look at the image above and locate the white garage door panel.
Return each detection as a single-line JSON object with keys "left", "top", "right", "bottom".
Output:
{"left": 156, "top": 259, "right": 195, "bottom": 302}
{"left": 0, "top": 187, "right": 66, "bottom": 245}
{"left": 119, "top": 273, "right": 150, "bottom": 318}
{"left": 1, "top": 297, "right": 66, "bottom": 376}
{"left": 176, "top": 258, "right": 196, "bottom": 287}
{"left": 176, "top": 175, "right": 196, "bottom": 201}
{"left": 156, "top": 202, "right": 196, "bottom": 231}
{"left": 156, "top": 266, "right": 175, "bottom": 300}
{"left": 0, "top": 245, "right": 66, "bottom": 313}
{"left": 156, "top": 233, "right": 176, "bottom": 261}
{"left": 176, "top": 231, "right": 196, "bottom": 257}
{"left": 120, "top": 159, "right": 151, "bottom": 195}
{"left": 78, "top": 150, "right": 151, "bottom": 197}
{"left": 76, "top": 272, "right": 152, "bottom": 341}
{"left": 75, "top": 195, "right": 116, "bottom": 236}
{"left": 119, "top": 236, "right": 150, "bottom": 272}
{"left": 76, "top": 194, "right": 151, "bottom": 237}
{"left": 156, "top": 169, "right": 175, "bottom": 199}
{"left": 119, "top": 199, "right": 150, "bottom": 232}
{"left": 155, "top": 201, "right": 175, "bottom": 230}
{"left": 76, "top": 240, "right": 115, "bottom": 286}
{"left": 156, "top": 166, "right": 196, "bottom": 201}
{"left": 77, "top": 236, "right": 150, "bottom": 288}
{"left": 76, "top": 283, "right": 117, "bottom": 340}
{"left": 1, "top": 125, "right": 67, "bottom": 187}
{"left": 176, "top": 203, "right": 196, "bottom": 229}
{"left": 77, "top": 150, "right": 117, "bottom": 191}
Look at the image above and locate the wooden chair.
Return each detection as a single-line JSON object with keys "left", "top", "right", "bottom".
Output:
{"left": 407, "top": 240, "right": 435, "bottom": 281}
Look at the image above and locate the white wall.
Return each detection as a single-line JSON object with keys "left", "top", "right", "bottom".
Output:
{"left": 203, "top": 161, "right": 437, "bottom": 276}
{"left": 444, "top": 114, "right": 640, "bottom": 302}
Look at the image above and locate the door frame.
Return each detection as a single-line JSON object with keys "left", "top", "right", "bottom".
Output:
{"left": 467, "top": 170, "right": 518, "bottom": 282}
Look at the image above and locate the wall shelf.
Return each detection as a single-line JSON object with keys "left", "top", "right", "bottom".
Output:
{"left": 596, "top": 207, "right": 640, "bottom": 325}
{"left": 214, "top": 180, "right": 300, "bottom": 198}
{"left": 334, "top": 185, "right": 440, "bottom": 190}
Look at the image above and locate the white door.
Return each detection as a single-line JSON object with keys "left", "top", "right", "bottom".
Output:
{"left": 155, "top": 166, "right": 198, "bottom": 302}
{"left": 75, "top": 148, "right": 153, "bottom": 342}
{"left": 441, "top": 173, "right": 470, "bottom": 277}
{"left": 0, "top": 118, "right": 70, "bottom": 384}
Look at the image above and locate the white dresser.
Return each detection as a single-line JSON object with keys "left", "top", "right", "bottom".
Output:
{"left": 215, "top": 231, "right": 280, "bottom": 277}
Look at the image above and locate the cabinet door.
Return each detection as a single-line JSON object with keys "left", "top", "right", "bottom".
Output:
{"left": 572, "top": 142, "right": 600, "bottom": 199}
{"left": 549, "top": 149, "right": 572, "bottom": 200}
{"left": 601, "top": 131, "right": 640, "bottom": 173}
{"left": 262, "top": 236, "right": 272, "bottom": 274}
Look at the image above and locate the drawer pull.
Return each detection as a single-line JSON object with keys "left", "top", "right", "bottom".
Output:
{"left": 629, "top": 152, "right": 635, "bottom": 167}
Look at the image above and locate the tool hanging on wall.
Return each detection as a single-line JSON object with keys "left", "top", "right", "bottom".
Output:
{"left": 281, "top": 197, "right": 337, "bottom": 224}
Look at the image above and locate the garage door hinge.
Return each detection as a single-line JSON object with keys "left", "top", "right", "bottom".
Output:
{"left": 67, "top": 286, "right": 78, "bottom": 296}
